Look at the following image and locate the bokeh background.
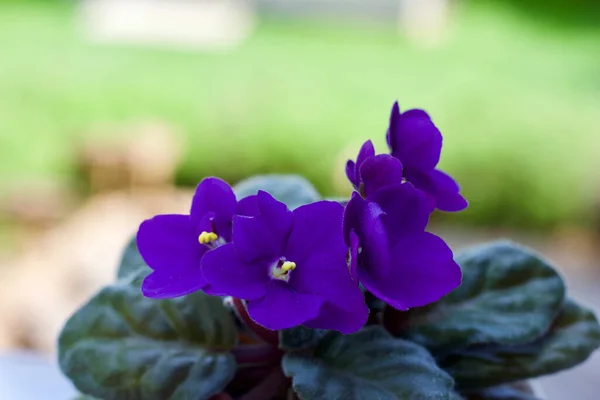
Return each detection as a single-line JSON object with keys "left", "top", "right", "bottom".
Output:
{"left": 0, "top": 0, "right": 599, "bottom": 398}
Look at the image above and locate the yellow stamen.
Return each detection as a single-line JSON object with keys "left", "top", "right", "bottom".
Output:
{"left": 198, "top": 231, "right": 218, "bottom": 245}
{"left": 281, "top": 261, "right": 296, "bottom": 273}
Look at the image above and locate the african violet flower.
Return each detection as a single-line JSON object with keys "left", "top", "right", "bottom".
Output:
{"left": 344, "top": 180, "right": 462, "bottom": 310}
{"left": 386, "top": 102, "right": 467, "bottom": 212}
{"left": 346, "top": 102, "right": 467, "bottom": 212}
{"left": 137, "top": 177, "right": 240, "bottom": 298}
{"left": 202, "top": 191, "right": 368, "bottom": 333}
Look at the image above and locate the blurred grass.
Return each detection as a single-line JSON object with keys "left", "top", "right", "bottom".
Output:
{"left": 0, "top": 1, "right": 599, "bottom": 228}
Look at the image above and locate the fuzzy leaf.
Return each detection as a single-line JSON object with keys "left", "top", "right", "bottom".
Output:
{"left": 463, "top": 381, "right": 541, "bottom": 400}
{"left": 442, "top": 298, "right": 600, "bottom": 389}
{"left": 279, "top": 326, "right": 328, "bottom": 351}
{"left": 282, "top": 326, "right": 459, "bottom": 400}
{"left": 400, "top": 241, "right": 566, "bottom": 353}
{"left": 234, "top": 174, "right": 320, "bottom": 209}
{"left": 58, "top": 281, "right": 237, "bottom": 400}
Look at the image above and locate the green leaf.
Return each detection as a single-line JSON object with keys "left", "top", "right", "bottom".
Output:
{"left": 279, "top": 326, "right": 328, "bottom": 351}
{"left": 116, "top": 236, "right": 151, "bottom": 280}
{"left": 282, "top": 326, "right": 459, "bottom": 400}
{"left": 442, "top": 298, "right": 600, "bottom": 389}
{"left": 463, "top": 383, "right": 541, "bottom": 400}
{"left": 58, "top": 281, "right": 238, "bottom": 400}
{"left": 400, "top": 241, "right": 566, "bottom": 353}
{"left": 234, "top": 174, "right": 320, "bottom": 209}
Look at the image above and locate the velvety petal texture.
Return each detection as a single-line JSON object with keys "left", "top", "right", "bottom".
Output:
{"left": 405, "top": 168, "right": 468, "bottom": 212}
{"left": 387, "top": 103, "right": 442, "bottom": 171}
{"left": 190, "top": 177, "right": 238, "bottom": 241}
{"left": 343, "top": 192, "right": 391, "bottom": 276}
{"left": 359, "top": 154, "right": 403, "bottom": 197}
{"left": 345, "top": 140, "right": 375, "bottom": 189}
{"left": 201, "top": 244, "right": 269, "bottom": 300}
{"left": 360, "top": 232, "right": 462, "bottom": 310}
{"left": 137, "top": 177, "right": 240, "bottom": 299}
{"left": 345, "top": 101, "right": 466, "bottom": 212}
{"left": 344, "top": 181, "right": 462, "bottom": 311}
{"left": 202, "top": 192, "right": 368, "bottom": 333}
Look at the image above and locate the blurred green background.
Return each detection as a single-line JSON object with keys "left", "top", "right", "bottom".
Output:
{"left": 1, "top": 0, "right": 599, "bottom": 230}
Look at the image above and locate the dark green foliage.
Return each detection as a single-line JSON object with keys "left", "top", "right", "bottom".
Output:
{"left": 400, "top": 242, "right": 566, "bottom": 353}
{"left": 442, "top": 299, "right": 600, "bottom": 389}
{"left": 58, "top": 279, "right": 238, "bottom": 399}
{"left": 282, "top": 326, "right": 460, "bottom": 400}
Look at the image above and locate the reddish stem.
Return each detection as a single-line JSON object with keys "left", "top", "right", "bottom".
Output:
{"left": 237, "top": 368, "right": 287, "bottom": 400}
{"left": 383, "top": 305, "right": 411, "bottom": 336}
{"left": 232, "top": 344, "right": 284, "bottom": 367}
{"left": 231, "top": 298, "right": 279, "bottom": 345}
{"left": 209, "top": 393, "right": 234, "bottom": 400}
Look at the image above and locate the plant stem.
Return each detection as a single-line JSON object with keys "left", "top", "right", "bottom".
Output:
{"left": 231, "top": 298, "right": 279, "bottom": 345}
{"left": 232, "top": 344, "right": 284, "bottom": 367}
{"left": 237, "top": 368, "right": 287, "bottom": 400}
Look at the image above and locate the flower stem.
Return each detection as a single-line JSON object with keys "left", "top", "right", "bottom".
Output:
{"left": 383, "top": 304, "right": 411, "bottom": 336}
{"left": 230, "top": 297, "right": 279, "bottom": 346}
{"left": 237, "top": 368, "right": 287, "bottom": 400}
{"left": 232, "top": 344, "right": 284, "bottom": 367}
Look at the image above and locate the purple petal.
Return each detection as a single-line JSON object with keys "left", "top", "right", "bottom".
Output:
{"left": 232, "top": 191, "right": 293, "bottom": 262}
{"left": 360, "top": 232, "right": 462, "bottom": 310}
{"left": 348, "top": 230, "right": 359, "bottom": 281}
{"left": 137, "top": 214, "right": 208, "bottom": 298}
{"left": 288, "top": 238, "right": 355, "bottom": 298}
{"left": 405, "top": 169, "right": 468, "bottom": 212}
{"left": 256, "top": 190, "right": 293, "bottom": 251}
{"left": 346, "top": 159, "right": 357, "bottom": 187}
{"left": 295, "top": 248, "right": 368, "bottom": 334}
{"left": 285, "top": 201, "right": 346, "bottom": 265}
{"left": 367, "top": 183, "right": 433, "bottom": 243}
{"left": 236, "top": 194, "right": 259, "bottom": 217}
{"left": 429, "top": 169, "right": 468, "bottom": 212}
{"left": 343, "top": 193, "right": 391, "bottom": 276}
{"left": 388, "top": 106, "right": 442, "bottom": 172}
{"left": 359, "top": 154, "right": 403, "bottom": 196}
{"left": 304, "top": 298, "right": 369, "bottom": 334}
{"left": 386, "top": 101, "right": 401, "bottom": 149}
{"left": 137, "top": 214, "right": 203, "bottom": 271}
{"left": 190, "top": 177, "right": 237, "bottom": 238}
{"left": 201, "top": 244, "right": 269, "bottom": 300}
{"left": 232, "top": 215, "right": 278, "bottom": 262}
{"left": 356, "top": 140, "right": 375, "bottom": 171}
{"left": 142, "top": 269, "right": 207, "bottom": 299}
{"left": 247, "top": 281, "right": 324, "bottom": 331}
{"left": 402, "top": 108, "right": 432, "bottom": 120}
{"left": 233, "top": 190, "right": 293, "bottom": 262}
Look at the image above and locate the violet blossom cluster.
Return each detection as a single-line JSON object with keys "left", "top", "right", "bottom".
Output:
{"left": 136, "top": 102, "right": 466, "bottom": 334}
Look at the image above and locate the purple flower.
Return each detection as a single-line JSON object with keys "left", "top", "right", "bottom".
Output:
{"left": 346, "top": 144, "right": 407, "bottom": 198}
{"left": 386, "top": 102, "right": 467, "bottom": 212}
{"left": 202, "top": 191, "right": 368, "bottom": 333}
{"left": 345, "top": 140, "right": 375, "bottom": 190}
{"left": 137, "top": 177, "right": 241, "bottom": 298}
{"left": 344, "top": 182, "right": 462, "bottom": 310}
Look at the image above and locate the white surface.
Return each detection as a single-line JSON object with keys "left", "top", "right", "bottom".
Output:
{"left": 78, "top": 0, "right": 255, "bottom": 51}
{"left": 0, "top": 351, "right": 77, "bottom": 400}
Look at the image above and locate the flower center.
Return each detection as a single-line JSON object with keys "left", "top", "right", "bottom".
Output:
{"left": 198, "top": 231, "right": 218, "bottom": 244}
{"left": 270, "top": 259, "right": 296, "bottom": 282}
{"left": 198, "top": 231, "right": 225, "bottom": 250}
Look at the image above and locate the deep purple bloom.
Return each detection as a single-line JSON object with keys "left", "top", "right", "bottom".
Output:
{"left": 345, "top": 140, "right": 375, "bottom": 190}
{"left": 386, "top": 102, "right": 467, "bottom": 212}
{"left": 344, "top": 183, "right": 462, "bottom": 310}
{"left": 202, "top": 191, "right": 368, "bottom": 333}
{"left": 137, "top": 177, "right": 240, "bottom": 298}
